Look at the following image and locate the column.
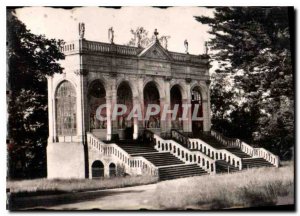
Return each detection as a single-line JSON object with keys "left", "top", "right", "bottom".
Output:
{"left": 163, "top": 81, "right": 172, "bottom": 133}
{"left": 137, "top": 78, "right": 145, "bottom": 131}
{"left": 182, "top": 83, "right": 192, "bottom": 133}
{"left": 202, "top": 84, "right": 211, "bottom": 132}
{"left": 47, "top": 77, "right": 55, "bottom": 143}
{"left": 106, "top": 96, "right": 112, "bottom": 141}
{"left": 133, "top": 97, "right": 139, "bottom": 140}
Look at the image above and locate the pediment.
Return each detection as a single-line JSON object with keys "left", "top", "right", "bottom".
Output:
{"left": 138, "top": 41, "right": 172, "bottom": 61}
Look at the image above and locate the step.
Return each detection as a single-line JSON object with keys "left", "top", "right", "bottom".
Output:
{"left": 225, "top": 148, "right": 252, "bottom": 158}
{"left": 133, "top": 152, "right": 184, "bottom": 167}
{"left": 117, "top": 145, "right": 158, "bottom": 155}
{"left": 242, "top": 158, "right": 274, "bottom": 169}
{"left": 158, "top": 164, "right": 207, "bottom": 181}
{"left": 215, "top": 160, "right": 239, "bottom": 173}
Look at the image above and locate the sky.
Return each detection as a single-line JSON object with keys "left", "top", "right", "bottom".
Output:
{"left": 15, "top": 7, "right": 214, "bottom": 55}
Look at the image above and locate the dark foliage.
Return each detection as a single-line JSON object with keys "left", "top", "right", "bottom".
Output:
{"left": 7, "top": 9, "right": 64, "bottom": 179}
{"left": 195, "top": 7, "right": 294, "bottom": 159}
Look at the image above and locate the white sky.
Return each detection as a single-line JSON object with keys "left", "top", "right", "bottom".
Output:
{"left": 15, "top": 7, "right": 214, "bottom": 55}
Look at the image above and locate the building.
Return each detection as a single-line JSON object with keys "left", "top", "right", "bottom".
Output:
{"left": 47, "top": 24, "right": 279, "bottom": 180}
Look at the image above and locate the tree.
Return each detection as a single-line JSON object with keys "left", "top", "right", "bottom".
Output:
{"left": 7, "top": 9, "right": 65, "bottom": 178}
{"left": 126, "top": 27, "right": 170, "bottom": 49}
{"left": 195, "top": 7, "right": 294, "bottom": 159}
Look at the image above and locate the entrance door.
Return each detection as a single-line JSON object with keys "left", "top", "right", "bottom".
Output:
{"left": 91, "top": 160, "right": 104, "bottom": 179}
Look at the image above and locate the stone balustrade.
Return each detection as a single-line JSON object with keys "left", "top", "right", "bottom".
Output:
{"left": 153, "top": 134, "right": 216, "bottom": 174}
{"left": 87, "top": 133, "right": 158, "bottom": 176}
{"left": 211, "top": 130, "right": 280, "bottom": 167}
{"left": 61, "top": 40, "right": 207, "bottom": 64}
{"left": 189, "top": 138, "right": 242, "bottom": 170}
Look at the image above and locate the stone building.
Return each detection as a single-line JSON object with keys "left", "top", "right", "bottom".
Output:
{"left": 47, "top": 25, "right": 278, "bottom": 180}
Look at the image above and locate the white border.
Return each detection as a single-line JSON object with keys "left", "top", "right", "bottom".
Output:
{"left": 1, "top": 1, "right": 298, "bottom": 216}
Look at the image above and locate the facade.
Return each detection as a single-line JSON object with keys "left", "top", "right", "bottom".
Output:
{"left": 47, "top": 26, "right": 212, "bottom": 179}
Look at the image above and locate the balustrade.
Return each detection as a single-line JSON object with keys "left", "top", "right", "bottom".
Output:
{"left": 211, "top": 130, "right": 279, "bottom": 167}
{"left": 87, "top": 132, "right": 158, "bottom": 176}
{"left": 153, "top": 134, "right": 215, "bottom": 174}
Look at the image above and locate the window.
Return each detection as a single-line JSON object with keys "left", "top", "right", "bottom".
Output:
{"left": 55, "top": 81, "right": 76, "bottom": 135}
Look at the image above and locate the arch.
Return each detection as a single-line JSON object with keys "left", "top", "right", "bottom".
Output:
{"left": 170, "top": 82, "right": 187, "bottom": 99}
{"left": 55, "top": 80, "right": 77, "bottom": 136}
{"left": 144, "top": 81, "right": 161, "bottom": 129}
{"left": 116, "top": 79, "right": 138, "bottom": 98}
{"left": 143, "top": 78, "right": 164, "bottom": 98}
{"left": 88, "top": 79, "right": 107, "bottom": 130}
{"left": 191, "top": 85, "right": 204, "bottom": 135}
{"left": 190, "top": 82, "right": 208, "bottom": 101}
{"left": 91, "top": 160, "right": 104, "bottom": 179}
{"left": 109, "top": 163, "right": 117, "bottom": 177}
{"left": 170, "top": 84, "right": 183, "bottom": 130}
{"left": 117, "top": 81, "right": 133, "bottom": 139}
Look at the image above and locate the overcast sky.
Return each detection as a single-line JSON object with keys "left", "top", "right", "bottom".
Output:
{"left": 15, "top": 7, "right": 214, "bottom": 55}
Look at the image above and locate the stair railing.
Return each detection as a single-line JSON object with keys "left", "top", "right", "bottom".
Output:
{"left": 189, "top": 138, "right": 243, "bottom": 170}
{"left": 211, "top": 130, "right": 280, "bottom": 167}
{"left": 171, "top": 129, "right": 242, "bottom": 170}
{"left": 153, "top": 134, "right": 216, "bottom": 174}
{"left": 87, "top": 132, "right": 158, "bottom": 176}
{"left": 170, "top": 129, "right": 190, "bottom": 147}
{"left": 211, "top": 130, "right": 241, "bottom": 148}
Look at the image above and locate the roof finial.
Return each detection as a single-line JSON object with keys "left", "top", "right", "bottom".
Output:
{"left": 108, "top": 27, "right": 114, "bottom": 44}
{"left": 184, "top": 39, "right": 189, "bottom": 54}
{"left": 78, "top": 22, "right": 85, "bottom": 39}
{"left": 154, "top": 29, "right": 159, "bottom": 41}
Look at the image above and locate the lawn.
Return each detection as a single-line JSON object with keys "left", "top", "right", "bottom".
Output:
{"left": 7, "top": 175, "right": 158, "bottom": 195}
{"left": 7, "top": 162, "right": 294, "bottom": 210}
{"left": 155, "top": 161, "right": 294, "bottom": 210}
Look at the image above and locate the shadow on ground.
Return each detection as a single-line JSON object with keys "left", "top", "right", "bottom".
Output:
{"left": 8, "top": 189, "right": 145, "bottom": 210}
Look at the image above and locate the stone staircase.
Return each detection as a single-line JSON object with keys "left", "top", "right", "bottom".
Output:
{"left": 215, "top": 160, "right": 239, "bottom": 173}
{"left": 131, "top": 152, "right": 184, "bottom": 167}
{"left": 172, "top": 129, "right": 277, "bottom": 173}
{"left": 158, "top": 164, "right": 208, "bottom": 181}
{"left": 242, "top": 158, "right": 274, "bottom": 169}
{"left": 91, "top": 128, "right": 278, "bottom": 181}
{"left": 111, "top": 139, "right": 208, "bottom": 181}
{"left": 226, "top": 147, "right": 252, "bottom": 158}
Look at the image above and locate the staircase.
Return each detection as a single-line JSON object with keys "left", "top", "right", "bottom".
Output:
{"left": 116, "top": 145, "right": 158, "bottom": 155}
{"left": 159, "top": 164, "right": 208, "bottom": 181}
{"left": 242, "top": 158, "right": 274, "bottom": 169}
{"left": 225, "top": 147, "right": 251, "bottom": 158}
{"left": 192, "top": 132, "right": 226, "bottom": 149}
{"left": 171, "top": 129, "right": 278, "bottom": 173}
{"left": 215, "top": 160, "right": 239, "bottom": 173}
{"left": 112, "top": 139, "right": 208, "bottom": 181}
{"left": 132, "top": 152, "right": 184, "bottom": 167}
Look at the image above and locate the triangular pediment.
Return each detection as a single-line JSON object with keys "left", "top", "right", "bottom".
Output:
{"left": 138, "top": 41, "right": 173, "bottom": 61}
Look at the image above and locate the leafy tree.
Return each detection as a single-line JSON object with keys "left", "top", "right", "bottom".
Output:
{"left": 7, "top": 9, "right": 65, "bottom": 178}
{"left": 126, "top": 26, "right": 170, "bottom": 48}
{"left": 195, "top": 7, "right": 294, "bottom": 159}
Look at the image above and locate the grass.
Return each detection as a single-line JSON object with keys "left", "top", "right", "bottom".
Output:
{"left": 7, "top": 162, "right": 294, "bottom": 210}
{"left": 155, "top": 161, "right": 294, "bottom": 210}
{"left": 7, "top": 175, "right": 158, "bottom": 195}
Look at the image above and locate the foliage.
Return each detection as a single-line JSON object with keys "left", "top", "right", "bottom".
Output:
{"left": 7, "top": 9, "right": 65, "bottom": 179}
{"left": 126, "top": 26, "right": 170, "bottom": 48}
{"left": 195, "top": 7, "right": 294, "bottom": 159}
